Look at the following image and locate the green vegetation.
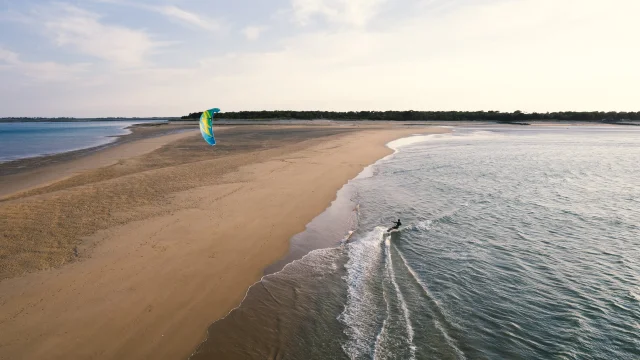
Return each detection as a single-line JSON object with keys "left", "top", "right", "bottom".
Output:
{"left": 180, "top": 110, "right": 640, "bottom": 123}
{"left": 4, "top": 111, "right": 639, "bottom": 124}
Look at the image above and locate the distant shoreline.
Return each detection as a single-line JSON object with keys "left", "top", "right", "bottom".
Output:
{"left": 0, "top": 122, "right": 198, "bottom": 197}
{"left": 2, "top": 120, "right": 635, "bottom": 172}
{"left": 3, "top": 117, "right": 638, "bottom": 126}
{"left": 0, "top": 121, "right": 196, "bottom": 175}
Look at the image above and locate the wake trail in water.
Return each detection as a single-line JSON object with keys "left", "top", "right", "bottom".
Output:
{"left": 384, "top": 237, "right": 416, "bottom": 360}
{"left": 342, "top": 225, "right": 420, "bottom": 360}
{"left": 395, "top": 245, "right": 467, "bottom": 360}
{"left": 373, "top": 268, "right": 391, "bottom": 360}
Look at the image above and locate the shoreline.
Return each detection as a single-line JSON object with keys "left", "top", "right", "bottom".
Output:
{"left": 0, "top": 124, "right": 448, "bottom": 360}
{"left": 191, "top": 186, "right": 358, "bottom": 358}
{"left": 0, "top": 120, "right": 625, "bottom": 180}
{"left": 0, "top": 121, "right": 197, "bottom": 175}
{"left": 191, "top": 132, "right": 404, "bottom": 357}
{"left": 0, "top": 121, "right": 176, "bottom": 168}
{"left": 0, "top": 122, "right": 199, "bottom": 199}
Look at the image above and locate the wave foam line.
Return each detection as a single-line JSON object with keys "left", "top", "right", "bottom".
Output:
{"left": 385, "top": 237, "right": 417, "bottom": 360}
{"left": 394, "top": 247, "right": 467, "bottom": 360}
{"left": 373, "top": 263, "right": 391, "bottom": 360}
{"left": 189, "top": 245, "right": 340, "bottom": 359}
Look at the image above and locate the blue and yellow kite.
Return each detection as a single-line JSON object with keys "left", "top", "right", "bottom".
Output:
{"left": 199, "top": 108, "right": 220, "bottom": 146}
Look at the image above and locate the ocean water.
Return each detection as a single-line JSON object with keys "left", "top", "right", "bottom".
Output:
{"left": 192, "top": 126, "right": 640, "bottom": 360}
{"left": 0, "top": 120, "right": 166, "bottom": 162}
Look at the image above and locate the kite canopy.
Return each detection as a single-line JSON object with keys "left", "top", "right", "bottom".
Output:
{"left": 199, "top": 108, "right": 220, "bottom": 146}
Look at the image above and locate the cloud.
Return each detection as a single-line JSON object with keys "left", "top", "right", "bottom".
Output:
{"left": 290, "top": 0, "right": 387, "bottom": 26}
{"left": 0, "top": 48, "right": 20, "bottom": 65}
{"left": 148, "top": 0, "right": 640, "bottom": 113}
{"left": 93, "top": 0, "right": 223, "bottom": 33}
{"left": 33, "top": 3, "right": 164, "bottom": 68}
{"left": 242, "top": 26, "right": 267, "bottom": 41}
{"left": 0, "top": 47, "right": 89, "bottom": 82}
{"left": 2, "top": 0, "right": 640, "bottom": 117}
{"left": 153, "top": 5, "right": 221, "bottom": 32}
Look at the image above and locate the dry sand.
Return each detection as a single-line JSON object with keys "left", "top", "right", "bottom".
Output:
{"left": 0, "top": 124, "right": 447, "bottom": 360}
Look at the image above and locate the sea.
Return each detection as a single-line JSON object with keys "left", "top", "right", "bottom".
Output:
{"left": 0, "top": 120, "right": 166, "bottom": 163}
{"left": 190, "top": 125, "right": 639, "bottom": 360}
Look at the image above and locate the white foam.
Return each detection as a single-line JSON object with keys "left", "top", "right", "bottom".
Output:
{"left": 339, "top": 226, "right": 387, "bottom": 359}
{"left": 385, "top": 238, "right": 417, "bottom": 359}
{"left": 190, "top": 245, "right": 342, "bottom": 358}
{"left": 386, "top": 130, "right": 503, "bottom": 155}
{"left": 373, "top": 272, "right": 391, "bottom": 360}
{"left": 412, "top": 220, "right": 432, "bottom": 231}
{"left": 387, "top": 134, "right": 437, "bottom": 152}
{"left": 354, "top": 164, "right": 375, "bottom": 179}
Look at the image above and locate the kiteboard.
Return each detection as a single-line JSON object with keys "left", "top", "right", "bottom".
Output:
{"left": 387, "top": 226, "right": 401, "bottom": 233}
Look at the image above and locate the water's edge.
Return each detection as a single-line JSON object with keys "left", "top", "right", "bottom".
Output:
{"left": 0, "top": 120, "right": 172, "bottom": 165}
{"left": 187, "top": 132, "right": 434, "bottom": 358}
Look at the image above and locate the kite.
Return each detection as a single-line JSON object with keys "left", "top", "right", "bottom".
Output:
{"left": 199, "top": 108, "right": 220, "bottom": 146}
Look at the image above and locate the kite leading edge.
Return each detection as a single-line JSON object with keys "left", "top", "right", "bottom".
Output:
{"left": 199, "top": 108, "right": 220, "bottom": 146}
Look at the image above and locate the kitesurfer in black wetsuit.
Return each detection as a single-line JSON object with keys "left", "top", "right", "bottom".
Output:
{"left": 388, "top": 219, "right": 401, "bottom": 232}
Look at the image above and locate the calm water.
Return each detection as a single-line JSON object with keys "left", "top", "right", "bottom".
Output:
{"left": 192, "top": 126, "right": 640, "bottom": 360}
{"left": 0, "top": 120, "right": 166, "bottom": 162}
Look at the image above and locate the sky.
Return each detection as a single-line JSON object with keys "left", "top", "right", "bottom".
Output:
{"left": 0, "top": 0, "right": 638, "bottom": 117}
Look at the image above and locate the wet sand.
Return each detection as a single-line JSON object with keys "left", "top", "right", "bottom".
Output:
{"left": 0, "top": 123, "right": 447, "bottom": 360}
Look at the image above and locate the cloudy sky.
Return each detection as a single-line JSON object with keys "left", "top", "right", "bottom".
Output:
{"left": 0, "top": 0, "right": 638, "bottom": 117}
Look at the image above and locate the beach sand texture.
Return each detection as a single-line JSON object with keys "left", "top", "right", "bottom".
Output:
{"left": 0, "top": 124, "right": 446, "bottom": 360}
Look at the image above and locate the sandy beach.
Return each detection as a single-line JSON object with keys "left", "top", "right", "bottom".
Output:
{"left": 0, "top": 123, "right": 447, "bottom": 360}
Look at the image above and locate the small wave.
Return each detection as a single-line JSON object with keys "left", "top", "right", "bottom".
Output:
{"left": 190, "top": 246, "right": 342, "bottom": 359}
{"left": 410, "top": 220, "right": 432, "bottom": 231}
{"left": 387, "top": 134, "right": 438, "bottom": 152}
{"left": 386, "top": 130, "right": 502, "bottom": 156}
{"left": 355, "top": 164, "right": 375, "bottom": 179}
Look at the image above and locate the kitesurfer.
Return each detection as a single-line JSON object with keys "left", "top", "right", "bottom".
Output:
{"left": 388, "top": 219, "right": 401, "bottom": 232}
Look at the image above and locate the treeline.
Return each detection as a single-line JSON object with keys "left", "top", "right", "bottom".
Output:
{"left": 180, "top": 110, "right": 640, "bottom": 122}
